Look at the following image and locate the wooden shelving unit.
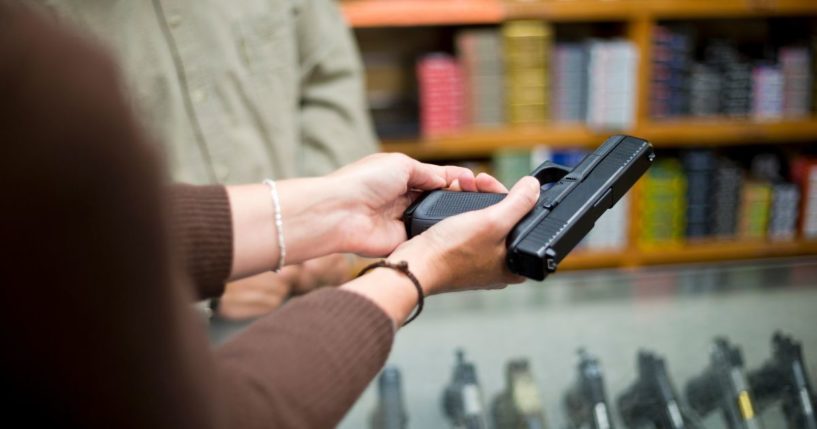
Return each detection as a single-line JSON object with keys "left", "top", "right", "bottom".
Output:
{"left": 341, "top": 0, "right": 817, "bottom": 27}
{"left": 343, "top": 0, "right": 817, "bottom": 270}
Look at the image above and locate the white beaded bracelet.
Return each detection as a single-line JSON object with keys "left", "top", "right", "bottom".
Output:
{"left": 262, "top": 179, "right": 286, "bottom": 271}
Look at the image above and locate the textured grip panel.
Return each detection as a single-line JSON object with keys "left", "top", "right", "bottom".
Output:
{"left": 426, "top": 192, "right": 505, "bottom": 217}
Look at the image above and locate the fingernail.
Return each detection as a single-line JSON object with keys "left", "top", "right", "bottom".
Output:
{"left": 525, "top": 176, "right": 539, "bottom": 191}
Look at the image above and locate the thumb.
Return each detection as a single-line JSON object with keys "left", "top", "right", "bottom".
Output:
{"left": 484, "top": 176, "right": 540, "bottom": 230}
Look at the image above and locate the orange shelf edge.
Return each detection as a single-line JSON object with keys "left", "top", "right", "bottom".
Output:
{"left": 638, "top": 118, "right": 817, "bottom": 147}
{"left": 559, "top": 250, "right": 626, "bottom": 270}
{"left": 342, "top": 0, "right": 504, "bottom": 27}
{"left": 380, "top": 119, "right": 817, "bottom": 160}
{"left": 550, "top": 240, "right": 817, "bottom": 272}
{"left": 342, "top": 0, "right": 817, "bottom": 28}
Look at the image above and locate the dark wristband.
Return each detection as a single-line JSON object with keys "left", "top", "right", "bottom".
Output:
{"left": 356, "top": 260, "right": 424, "bottom": 326}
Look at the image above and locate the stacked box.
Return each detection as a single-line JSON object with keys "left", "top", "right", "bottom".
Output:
{"left": 805, "top": 165, "right": 817, "bottom": 238}
{"left": 417, "top": 54, "right": 465, "bottom": 138}
{"left": 681, "top": 150, "right": 716, "bottom": 239}
{"left": 552, "top": 43, "right": 588, "bottom": 123}
{"left": 813, "top": 34, "right": 817, "bottom": 115}
{"left": 457, "top": 29, "right": 505, "bottom": 127}
{"left": 738, "top": 180, "right": 773, "bottom": 239}
{"left": 689, "top": 63, "right": 721, "bottom": 117}
{"left": 751, "top": 153, "right": 784, "bottom": 182}
{"left": 752, "top": 65, "right": 784, "bottom": 120}
{"left": 550, "top": 148, "right": 588, "bottom": 168}
{"left": 587, "top": 39, "right": 638, "bottom": 129}
{"left": 493, "top": 148, "right": 532, "bottom": 189}
{"left": 363, "top": 52, "right": 419, "bottom": 140}
{"left": 706, "top": 41, "right": 752, "bottom": 117}
{"left": 639, "top": 159, "right": 687, "bottom": 246}
{"left": 528, "top": 146, "right": 587, "bottom": 169}
{"left": 651, "top": 25, "right": 692, "bottom": 119}
{"left": 502, "top": 20, "right": 552, "bottom": 125}
{"left": 769, "top": 183, "right": 800, "bottom": 241}
{"left": 792, "top": 158, "right": 817, "bottom": 238}
{"left": 712, "top": 159, "right": 744, "bottom": 237}
{"left": 780, "top": 47, "right": 812, "bottom": 118}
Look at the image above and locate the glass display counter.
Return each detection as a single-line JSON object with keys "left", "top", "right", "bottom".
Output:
{"left": 340, "top": 257, "right": 817, "bottom": 429}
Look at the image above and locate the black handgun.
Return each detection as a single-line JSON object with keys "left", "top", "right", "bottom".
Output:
{"left": 492, "top": 358, "right": 548, "bottom": 429}
{"left": 403, "top": 135, "right": 654, "bottom": 280}
{"left": 442, "top": 350, "right": 488, "bottom": 429}
{"left": 563, "top": 349, "right": 616, "bottom": 429}
{"left": 618, "top": 350, "right": 702, "bottom": 429}
{"left": 684, "top": 337, "right": 764, "bottom": 429}
{"left": 370, "top": 366, "right": 409, "bottom": 429}
{"left": 748, "top": 332, "right": 817, "bottom": 429}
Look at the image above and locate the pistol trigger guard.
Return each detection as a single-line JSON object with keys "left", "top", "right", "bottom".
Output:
{"left": 530, "top": 161, "right": 571, "bottom": 185}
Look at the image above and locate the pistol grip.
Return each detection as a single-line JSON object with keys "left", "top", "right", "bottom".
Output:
{"left": 404, "top": 190, "right": 506, "bottom": 237}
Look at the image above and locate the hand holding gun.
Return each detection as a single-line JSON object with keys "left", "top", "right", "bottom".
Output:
{"left": 492, "top": 358, "right": 548, "bottom": 429}
{"left": 404, "top": 135, "right": 654, "bottom": 280}
{"left": 563, "top": 349, "right": 616, "bottom": 429}
{"left": 684, "top": 337, "right": 764, "bottom": 429}
{"left": 748, "top": 332, "right": 817, "bottom": 429}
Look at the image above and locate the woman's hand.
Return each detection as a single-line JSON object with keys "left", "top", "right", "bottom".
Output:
{"left": 327, "top": 153, "right": 479, "bottom": 257}
{"left": 340, "top": 174, "right": 541, "bottom": 325}
{"left": 227, "top": 153, "right": 478, "bottom": 279}
{"left": 389, "top": 175, "right": 541, "bottom": 294}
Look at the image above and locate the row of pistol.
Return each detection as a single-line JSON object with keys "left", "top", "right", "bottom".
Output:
{"left": 370, "top": 332, "right": 816, "bottom": 429}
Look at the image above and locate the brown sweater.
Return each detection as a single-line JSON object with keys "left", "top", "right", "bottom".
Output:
{"left": 0, "top": 4, "right": 393, "bottom": 428}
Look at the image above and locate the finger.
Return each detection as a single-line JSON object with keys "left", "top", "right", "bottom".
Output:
{"left": 448, "top": 178, "right": 461, "bottom": 192}
{"left": 408, "top": 162, "right": 479, "bottom": 191}
{"left": 474, "top": 172, "right": 508, "bottom": 193}
{"left": 482, "top": 176, "right": 540, "bottom": 230}
{"left": 276, "top": 266, "right": 301, "bottom": 284}
{"left": 406, "top": 189, "right": 425, "bottom": 205}
{"left": 391, "top": 192, "right": 418, "bottom": 217}
{"left": 405, "top": 160, "right": 449, "bottom": 190}
{"left": 224, "top": 289, "right": 281, "bottom": 304}
{"left": 446, "top": 167, "right": 476, "bottom": 192}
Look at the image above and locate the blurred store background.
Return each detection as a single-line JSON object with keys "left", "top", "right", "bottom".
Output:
{"left": 207, "top": 1, "right": 817, "bottom": 428}
{"left": 331, "top": 1, "right": 817, "bottom": 428}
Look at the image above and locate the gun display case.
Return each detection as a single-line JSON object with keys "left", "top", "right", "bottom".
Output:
{"left": 341, "top": 257, "right": 817, "bottom": 429}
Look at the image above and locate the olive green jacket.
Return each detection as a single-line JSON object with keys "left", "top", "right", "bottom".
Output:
{"left": 39, "top": 0, "right": 377, "bottom": 184}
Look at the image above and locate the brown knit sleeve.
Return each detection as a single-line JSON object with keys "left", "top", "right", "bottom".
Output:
{"left": 0, "top": 5, "right": 394, "bottom": 429}
{"left": 168, "top": 184, "right": 233, "bottom": 300}
{"left": 216, "top": 288, "right": 395, "bottom": 428}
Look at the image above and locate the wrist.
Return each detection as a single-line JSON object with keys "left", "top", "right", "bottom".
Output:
{"left": 341, "top": 267, "right": 419, "bottom": 326}
{"left": 387, "top": 236, "right": 448, "bottom": 295}
{"left": 276, "top": 177, "right": 348, "bottom": 262}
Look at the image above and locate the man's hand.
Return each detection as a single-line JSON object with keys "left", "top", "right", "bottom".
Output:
{"left": 217, "top": 272, "right": 292, "bottom": 320}
{"left": 218, "top": 254, "right": 352, "bottom": 320}
{"left": 289, "top": 253, "right": 351, "bottom": 295}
